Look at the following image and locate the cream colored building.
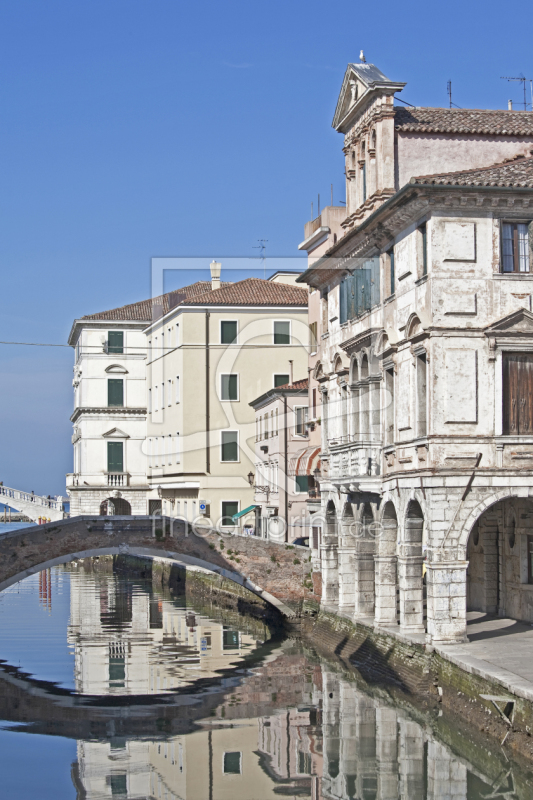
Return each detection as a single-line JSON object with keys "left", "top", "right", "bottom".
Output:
{"left": 66, "top": 269, "right": 308, "bottom": 523}
{"left": 145, "top": 266, "right": 309, "bottom": 530}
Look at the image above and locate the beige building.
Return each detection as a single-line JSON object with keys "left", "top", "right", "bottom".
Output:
{"left": 298, "top": 56, "right": 533, "bottom": 644}
{"left": 66, "top": 269, "right": 308, "bottom": 523}
{"left": 145, "top": 266, "right": 309, "bottom": 529}
{"left": 250, "top": 377, "right": 321, "bottom": 542}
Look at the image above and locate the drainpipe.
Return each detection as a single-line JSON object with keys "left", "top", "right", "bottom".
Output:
{"left": 284, "top": 394, "right": 288, "bottom": 542}
{"left": 205, "top": 310, "right": 210, "bottom": 474}
{"left": 288, "top": 359, "right": 293, "bottom": 385}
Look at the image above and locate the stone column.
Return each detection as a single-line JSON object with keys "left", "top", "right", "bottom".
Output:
{"left": 427, "top": 739, "right": 467, "bottom": 800}
{"left": 376, "top": 707, "right": 398, "bottom": 800}
{"left": 338, "top": 546, "right": 356, "bottom": 612}
{"left": 425, "top": 555, "right": 468, "bottom": 644}
{"left": 374, "top": 518, "right": 398, "bottom": 627}
{"left": 398, "top": 720, "right": 425, "bottom": 800}
{"left": 354, "top": 536, "right": 376, "bottom": 619}
{"left": 322, "top": 511, "right": 339, "bottom": 606}
{"left": 398, "top": 517, "right": 424, "bottom": 633}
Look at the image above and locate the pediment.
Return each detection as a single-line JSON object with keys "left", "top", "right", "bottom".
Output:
{"left": 485, "top": 309, "right": 533, "bottom": 336}
{"left": 331, "top": 62, "right": 406, "bottom": 133}
{"left": 105, "top": 364, "right": 128, "bottom": 374}
{"left": 102, "top": 427, "right": 130, "bottom": 438}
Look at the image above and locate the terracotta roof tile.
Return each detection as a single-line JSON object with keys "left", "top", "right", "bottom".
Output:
{"left": 184, "top": 278, "right": 308, "bottom": 307}
{"left": 411, "top": 154, "right": 533, "bottom": 187}
{"left": 395, "top": 107, "right": 533, "bottom": 137}
{"left": 274, "top": 378, "right": 309, "bottom": 391}
{"left": 81, "top": 281, "right": 229, "bottom": 321}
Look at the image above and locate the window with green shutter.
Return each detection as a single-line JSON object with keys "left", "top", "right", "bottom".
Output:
{"left": 108, "top": 379, "right": 124, "bottom": 407}
{"left": 108, "top": 331, "right": 124, "bottom": 354}
{"left": 221, "top": 374, "right": 238, "bottom": 400}
{"left": 107, "top": 442, "right": 124, "bottom": 473}
{"left": 221, "top": 432, "right": 238, "bottom": 462}
{"left": 274, "top": 374, "right": 290, "bottom": 388}
{"left": 274, "top": 320, "right": 290, "bottom": 344}
{"left": 221, "top": 501, "right": 239, "bottom": 526}
{"left": 220, "top": 320, "right": 237, "bottom": 344}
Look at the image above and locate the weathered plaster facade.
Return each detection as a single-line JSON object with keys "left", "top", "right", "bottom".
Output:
{"left": 299, "top": 58, "right": 533, "bottom": 644}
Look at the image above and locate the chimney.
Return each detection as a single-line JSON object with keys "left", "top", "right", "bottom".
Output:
{"left": 210, "top": 260, "right": 221, "bottom": 291}
{"left": 508, "top": 99, "right": 513, "bottom": 110}
{"left": 289, "top": 359, "right": 294, "bottom": 385}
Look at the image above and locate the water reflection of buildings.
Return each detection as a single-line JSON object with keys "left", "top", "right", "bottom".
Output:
{"left": 66, "top": 566, "right": 259, "bottom": 695}
{"left": 73, "top": 661, "right": 517, "bottom": 799}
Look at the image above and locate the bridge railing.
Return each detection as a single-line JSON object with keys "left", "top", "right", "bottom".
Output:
{"left": 0, "top": 485, "right": 63, "bottom": 511}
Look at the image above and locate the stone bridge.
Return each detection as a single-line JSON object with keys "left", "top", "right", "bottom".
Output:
{"left": 0, "top": 484, "right": 64, "bottom": 522}
{"left": 0, "top": 516, "right": 319, "bottom": 615}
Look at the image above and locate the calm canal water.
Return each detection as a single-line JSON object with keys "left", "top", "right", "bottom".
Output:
{"left": 0, "top": 557, "right": 531, "bottom": 799}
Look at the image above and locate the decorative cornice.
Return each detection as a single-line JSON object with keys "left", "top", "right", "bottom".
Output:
{"left": 70, "top": 407, "right": 147, "bottom": 423}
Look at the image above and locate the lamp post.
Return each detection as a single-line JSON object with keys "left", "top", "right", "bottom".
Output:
{"left": 247, "top": 471, "right": 271, "bottom": 503}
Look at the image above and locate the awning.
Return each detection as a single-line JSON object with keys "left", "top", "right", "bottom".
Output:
{"left": 232, "top": 504, "right": 258, "bottom": 521}
{"left": 288, "top": 447, "right": 321, "bottom": 477}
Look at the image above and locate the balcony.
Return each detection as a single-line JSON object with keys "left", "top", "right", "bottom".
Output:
{"left": 107, "top": 473, "right": 130, "bottom": 487}
{"left": 328, "top": 438, "right": 381, "bottom": 480}
{"left": 66, "top": 473, "right": 132, "bottom": 488}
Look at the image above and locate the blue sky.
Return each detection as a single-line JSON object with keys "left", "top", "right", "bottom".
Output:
{"left": 0, "top": 0, "right": 531, "bottom": 494}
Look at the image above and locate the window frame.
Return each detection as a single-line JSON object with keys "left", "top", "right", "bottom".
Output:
{"left": 107, "top": 441, "right": 124, "bottom": 473}
{"left": 221, "top": 500, "right": 240, "bottom": 527}
{"left": 294, "top": 405, "right": 309, "bottom": 436}
{"left": 273, "top": 320, "right": 291, "bottom": 345}
{"left": 107, "top": 378, "right": 124, "bottom": 408}
{"left": 274, "top": 373, "right": 290, "bottom": 389}
{"left": 501, "top": 221, "right": 532, "bottom": 274}
{"left": 220, "top": 373, "right": 239, "bottom": 402}
{"left": 220, "top": 319, "right": 238, "bottom": 345}
{"left": 220, "top": 430, "right": 239, "bottom": 462}
{"left": 107, "top": 330, "right": 124, "bottom": 354}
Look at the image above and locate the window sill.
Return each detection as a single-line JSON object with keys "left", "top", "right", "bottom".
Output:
{"left": 383, "top": 293, "right": 395, "bottom": 305}
{"left": 493, "top": 272, "right": 533, "bottom": 279}
{"left": 415, "top": 274, "right": 429, "bottom": 286}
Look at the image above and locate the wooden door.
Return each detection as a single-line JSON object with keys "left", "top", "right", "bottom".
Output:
{"left": 503, "top": 354, "right": 533, "bottom": 434}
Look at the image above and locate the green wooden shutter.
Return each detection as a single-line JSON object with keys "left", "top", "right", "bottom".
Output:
{"left": 274, "top": 321, "right": 290, "bottom": 344}
{"left": 108, "top": 379, "right": 124, "bottom": 407}
{"left": 108, "top": 331, "right": 124, "bottom": 354}
{"left": 221, "top": 374, "right": 238, "bottom": 400}
{"left": 107, "top": 442, "right": 124, "bottom": 472}
{"left": 221, "top": 321, "right": 237, "bottom": 344}
{"left": 221, "top": 432, "right": 238, "bottom": 461}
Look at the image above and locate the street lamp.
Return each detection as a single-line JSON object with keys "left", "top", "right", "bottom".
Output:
{"left": 247, "top": 471, "right": 271, "bottom": 502}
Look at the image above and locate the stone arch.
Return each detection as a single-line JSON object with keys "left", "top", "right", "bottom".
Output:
{"left": 457, "top": 489, "right": 530, "bottom": 551}
{"left": 406, "top": 314, "right": 423, "bottom": 339}
{"left": 373, "top": 330, "right": 389, "bottom": 357}
{"left": 100, "top": 498, "right": 132, "bottom": 516}
{"left": 313, "top": 361, "right": 324, "bottom": 381}
{"left": 360, "top": 352, "right": 369, "bottom": 379}
{"left": 350, "top": 355, "right": 359, "bottom": 384}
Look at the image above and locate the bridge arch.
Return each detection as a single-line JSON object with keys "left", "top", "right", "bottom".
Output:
{"left": 0, "top": 518, "right": 316, "bottom": 617}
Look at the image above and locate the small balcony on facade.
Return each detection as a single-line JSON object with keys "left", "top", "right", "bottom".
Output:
{"left": 67, "top": 472, "right": 132, "bottom": 488}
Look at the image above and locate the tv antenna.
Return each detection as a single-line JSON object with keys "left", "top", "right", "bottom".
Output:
{"left": 501, "top": 74, "right": 532, "bottom": 110}
{"left": 447, "top": 80, "right": 462, "bottom": 109}
{"left": 253, "top": 239, "right": 268, "bottom": 279}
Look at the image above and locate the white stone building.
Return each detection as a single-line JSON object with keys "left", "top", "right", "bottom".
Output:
{"left": 298, "top": 57, "right": 533, "bottom": 644}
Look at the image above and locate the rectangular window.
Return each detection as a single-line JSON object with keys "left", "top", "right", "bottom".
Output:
{"left": 175, "top": 376, "right": 180, "bottom": 403}
{"left": 275, "top": 408, "right": 278, "bottom": 434}
{"left": 107, "top": 379, "right": 124, "bottom": 407}
{"left": 221, "top": 502, "right": 239, "bottom": 526}
{"left": 312, "top": 388, "right": 317, "bottom": 417}
{"left": 107, "top": 441, "right": 123, "bottom": 473}
{"left": 503, "top": 353, "right": 533, "bottom": 434}
{"left": 528, "top": 536, "right": 533, "bottom": 585}
{"left": 274, "top": 374, "right": 290, "bottom": 388}
{"left": 420, "top": 223, "right": 428, "bottom": 276}
{"left": 161, "top": 383, "right": 165, "bottom": 409}
{"left": 295, "top": 475, "right": 311, "bottom": 493}
{"left": 416, "top": 353, "right": 427, "bottom": 437}
{"left": 322, "top": 290, "right": 329, "bottom": 334}
{"left": 221, "top": 320, "right": 238, "bottom": 344}
{"left": 148, "top": 388, "right": 152, "bottom": 413}
{"left": 295, "top": 406, "right": 308, "bottom": 435}
{"left": 168, "top": 379, "right": 172, "bottom": 406}
{"left": 385, "top": 368, "right": 394, "bottom": 445}
{"left": 175, "top": 432, "right": 180, "bottom": 463}
{"left": 502, "top": 222, "right": 531, "bottom": 273}
{"left": 274, "top": 321, "right": 291, "bottom": 345}
{"left": 108, "top": 331, "right": 124, "bottom": 354}
{"left": 388, "top": 248, "right": 395, "bottom": 295}
{"left": 361, "top": 162, "right": 367, "bottom": 203}
{"left": 309, "top": 321, "right": 317, "bottom": 353}
{"left": 221, "top": 374, "right": 238, "bottom": 401}
{"left": 221, "top": 431, "right": 238, "bottom": 462}
{"left": 222, "top": 630, "right": 240, "bottom": 650}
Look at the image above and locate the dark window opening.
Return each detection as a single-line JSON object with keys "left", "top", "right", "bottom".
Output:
{"left": 503, "top": 353, "right": 533, "bottom": 434}
{"left": 221, "top": 501, "right": 239, "bottom": 526}
{"left": 107, "top": 379, "right": 124, "bottom": 407}
{"left": 221, "top": 432, "right": 238, "bottom": 462}
{"left": 107, "top": 442, "right": 124, "bottom": 473}
{"left": 274, "top": 374, "right": 290, "bottom": 388}
{"left": 502, "top": 222, "right": 531, "bottom": 273}
{"left": 274, "top": 321, "right": 291, "bottom": 344}
{"left": 108, "top": 331, "right": 124, "bottom": 354}
{"left": 221, "top": 321, "right": 237, "bottom": 344}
